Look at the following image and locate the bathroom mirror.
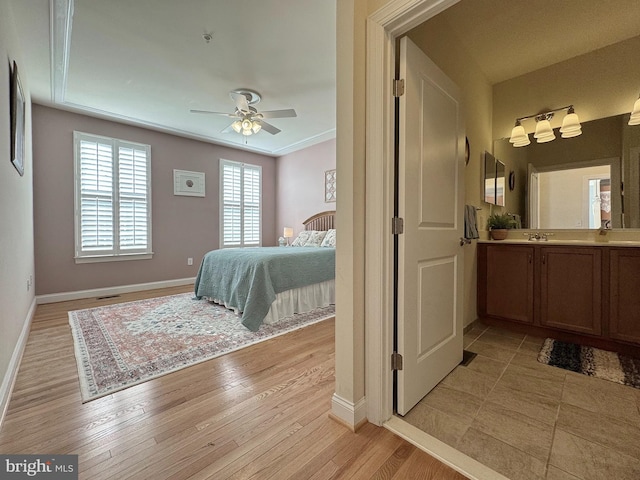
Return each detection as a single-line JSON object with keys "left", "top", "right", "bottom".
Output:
{"left": 484, "top": 151, "right": 505, "bottom": 206}
{"left": 494, "top": 113, "right": 640, "bottom": 229}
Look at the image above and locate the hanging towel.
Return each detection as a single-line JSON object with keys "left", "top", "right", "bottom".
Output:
{"left": 464, "top": 205, "right": 479, "bottom": 239}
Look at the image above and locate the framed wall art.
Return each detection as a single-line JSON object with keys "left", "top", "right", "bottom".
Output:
{"left": 10, "top": 61, "right": 25, "bottom": 176}
{"left": 325, "top": 169, "right": 336, "bottom": 203}
{"left": 173, "top": 169, "right": 205, "bottom": 197}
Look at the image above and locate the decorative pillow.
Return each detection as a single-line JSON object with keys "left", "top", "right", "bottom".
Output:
{"left": 320, "top": 229, "right": 336, "bottom": 247}
{"left": 291, "top": 230, "right": 312, "bottom": 246}
{"left": 304, "top": 230, "right": 327, "bottom": 247}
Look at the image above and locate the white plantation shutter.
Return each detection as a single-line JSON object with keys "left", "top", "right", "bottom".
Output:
{"left": 118, "top": 145, "right": 149, "bottom": 249}
{"left": 74, "top": 132, "right": 152, "bottom": 261}
{"left": 220, "top": 159, "right": 261, "bottom": 247}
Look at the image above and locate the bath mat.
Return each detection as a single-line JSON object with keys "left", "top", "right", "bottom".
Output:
{"left": 538, "top": 338, "right": 640, "bottom": 389}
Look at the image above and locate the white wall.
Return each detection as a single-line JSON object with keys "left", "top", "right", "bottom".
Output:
{"left": 0, "top": 0, "right": 35, "bottom": 424}
{"left": 539, "top": 165, "right": 610, "bottom": 229}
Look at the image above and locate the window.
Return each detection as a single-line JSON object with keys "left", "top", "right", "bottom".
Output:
{"left": 73, "top": 132, "right": 152, "bottom": 262}
{"left": 220, "top": 159, "right": 261, "bottom": 247}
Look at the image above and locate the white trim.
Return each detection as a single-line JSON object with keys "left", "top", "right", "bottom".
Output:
{"left": 36, "top": 100, "right": 333, "bottom": 158}
{"left": 365, "top": 0, "right": 460, "bottom": 426}
{"left": 364, "top": 16, "right": 395, "bottom": 426}
{"left": 36, "top": 277, "right": 196, "bottom": 304}
{"left": 49, "top": 0, "right": 74, "bottom": 102}
{"left": 330, "top": 393, "right": 367, "bottom": 428}
{"left": 384, "top": 416, "right": 509, "bottom": 480}
{"left": 0, "top": 298, "right": 36, "bottom": 431}
{"left": 74, "top": 253, "right": 154, "bottom": 264}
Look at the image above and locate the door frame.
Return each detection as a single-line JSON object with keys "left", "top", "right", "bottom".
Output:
{"left": 364, "top": 0, "right": 460, "bottom": 427}
{"left": 363, "top": 2, "right": 514, "bottom": 477}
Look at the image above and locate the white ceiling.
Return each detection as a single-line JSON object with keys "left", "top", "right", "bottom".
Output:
{"left": 8, "top": 0, "right": 640, "bottom": 156}
{"left": 9, "top": 0, "right": 337, "bottom": 156}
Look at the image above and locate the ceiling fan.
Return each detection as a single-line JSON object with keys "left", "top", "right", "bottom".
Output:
{"left": 190, "top": 89, "right": 297, "bottom": 136}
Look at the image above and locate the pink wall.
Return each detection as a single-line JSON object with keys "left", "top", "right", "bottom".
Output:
{"left": 276, "top": 138, "right": 336, "bottom": 238}
{"left": 32, "top": 105, "right": 277, "bottom": 295}
{"left": 1, "top": 0, "right": 35, "bottom": 415}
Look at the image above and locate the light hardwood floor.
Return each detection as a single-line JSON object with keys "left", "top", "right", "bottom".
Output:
{"left": 0, "top": 286, "right": 466, "bottom": 479}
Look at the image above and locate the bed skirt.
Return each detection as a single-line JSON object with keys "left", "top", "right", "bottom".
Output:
{"left": 206, "top": 279, "right": 335, "bottom": 326}
{"left": 263, "top": 279, "right": 335, "bottom": 325}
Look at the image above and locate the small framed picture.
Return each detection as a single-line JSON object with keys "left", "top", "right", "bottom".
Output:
{"left": 10, "top": 61, "right": 25, "bottom": 176}
{"left": 325, "top": 169, "right": 336, "bottom": 203}
{"left": 174, "top": 169, "right": 205, "bottom": 197}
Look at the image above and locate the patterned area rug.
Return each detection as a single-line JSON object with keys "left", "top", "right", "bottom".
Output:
{"left": 538, "top": 338, "right": 640, "bottom": 389}
{"left": 68, "top": 293, "right": 335, "bottom": 402}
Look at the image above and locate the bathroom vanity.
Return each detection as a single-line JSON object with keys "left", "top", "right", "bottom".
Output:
{"left": 477, "top": 240, "right": 640, "bottom": 354}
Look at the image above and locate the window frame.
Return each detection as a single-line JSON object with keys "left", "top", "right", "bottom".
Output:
{"left": 73, "top": 131, "right": 153, "bottom": 263}
{"left": 219, "top": 159, "right": 262, "bottom": 248}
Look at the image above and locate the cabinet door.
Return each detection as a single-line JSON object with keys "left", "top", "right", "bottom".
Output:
{"left": 480, "top": 244, "right": 535, "bottom": 324}
{"left": 609, "top": 249, "right": 640, "bottom": 344}
{"left": 539, "top": 247, "right": 602, "bottom": 335}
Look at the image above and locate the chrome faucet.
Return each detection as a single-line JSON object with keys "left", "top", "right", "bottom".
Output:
{"left": 524, "top": 232, "right": 555, "bottom": 241}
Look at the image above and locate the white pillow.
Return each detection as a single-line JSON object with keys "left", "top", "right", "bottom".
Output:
{"left": 320, "top": 229, "right": 336, "bottom": 247}
{"left": 304, "top": 230, "right": 327, "bottom": 247}
{"left": 291, "top": 230, "right": 311, "bottom": 246}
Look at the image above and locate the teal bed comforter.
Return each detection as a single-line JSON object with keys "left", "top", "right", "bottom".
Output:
{"left": 194, "top": 246, "right": 335, "bottom": 331}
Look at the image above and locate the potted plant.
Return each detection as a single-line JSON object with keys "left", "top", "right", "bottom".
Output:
{"left": 487, "top": 213, "right": 516, "bottom": 240}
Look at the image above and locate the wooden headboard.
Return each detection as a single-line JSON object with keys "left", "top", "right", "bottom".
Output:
{"left": 303, "top": 211, "right": 336, "bottom": 231}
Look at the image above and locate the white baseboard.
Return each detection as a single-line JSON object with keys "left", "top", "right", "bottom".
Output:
{"left": 0, "top": 297, "right": 37, "bottom": 431}
{"left": 36, "top": 277, "right": 196, "bottom": 304}
{"left": 330, "top": 393, "right": 367, "bottom": 430}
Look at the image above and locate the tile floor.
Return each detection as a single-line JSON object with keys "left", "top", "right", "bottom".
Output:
{"left": 402, "top": 322, "right": 640, "bottom": 480}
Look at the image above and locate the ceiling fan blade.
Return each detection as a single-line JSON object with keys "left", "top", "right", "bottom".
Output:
{"left": 258, "top": 109, "right": 297, "bottom": 119}
{"left": 230, "top": 92, "right": 250, "bottom": 113}
{"left": 220, "top": 122, "right": 237, "bottom": 134}
{"left": 190, "top": 109, "right": 238, "bottom": 117}
{"left": 257, "top": 120, "right": 281, "bottom": 135}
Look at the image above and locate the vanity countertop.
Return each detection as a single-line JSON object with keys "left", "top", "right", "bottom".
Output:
{"left": 478, "top": 239, "right": 640, "bottom": 247}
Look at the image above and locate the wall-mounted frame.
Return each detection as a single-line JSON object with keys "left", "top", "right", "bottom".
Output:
{"left": 173, "top": 169, "right": 205, "bottom": 197}
{"left": 10, "top": 61, "right": 25, "bottom": 176}
{"left": 325, "top": 169, "right": 336, "bottom": 203}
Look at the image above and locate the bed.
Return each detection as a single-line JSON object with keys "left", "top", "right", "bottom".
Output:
{"left": 194, "top": 211, "right": 336, "bottom": 331}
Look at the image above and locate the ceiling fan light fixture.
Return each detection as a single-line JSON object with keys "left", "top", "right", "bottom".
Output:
{"left": 231, "top": 120, "right": 242, "bottom": 133}
{"left": 251, "top": 122, "right": 262, "bottom": 134}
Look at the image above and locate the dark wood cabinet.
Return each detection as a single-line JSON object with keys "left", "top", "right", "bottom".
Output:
{"left": 478, "top": 244, "right": 534, "bottom": 324}
{"left": 539, "top": 247, "right": 602, "bottom": 335}
{"left": 609, "top": 248, "right": 640, "bottom": 344}
{"left": 477, "top": 242, "right": 640, "bottom": 353}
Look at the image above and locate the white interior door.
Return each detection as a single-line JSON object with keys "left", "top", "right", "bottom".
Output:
{"left": 396, "top": 37, "right": 464, "bottom": 416}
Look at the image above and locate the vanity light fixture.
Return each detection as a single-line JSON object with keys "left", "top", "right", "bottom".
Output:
{"left": 509, "top": 105, "right": 582, "bottom": 147}
{"left": 628, "top": 94, "right": 640, "bottom": 126}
